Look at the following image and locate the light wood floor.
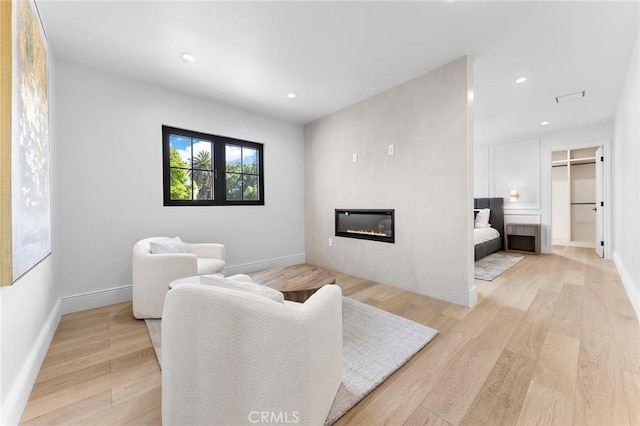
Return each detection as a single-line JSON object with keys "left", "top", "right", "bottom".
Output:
{"left": 20, "top": 247, "right": 639, "bottom": 425}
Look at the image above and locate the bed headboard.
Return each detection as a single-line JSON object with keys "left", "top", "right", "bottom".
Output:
{"left": 474, "top": 197, "right": 505, "bottom": 239}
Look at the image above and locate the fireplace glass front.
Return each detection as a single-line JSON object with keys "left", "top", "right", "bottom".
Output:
{"left": 335, "top": 209, "right": 394, "bottom": 243}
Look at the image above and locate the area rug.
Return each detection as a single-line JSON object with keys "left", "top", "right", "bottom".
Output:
{"left": 475, "top": 252, "right": 524, "bottom": 281}
{"left": 145, "top": 296, "right": 438, "bottom": 425}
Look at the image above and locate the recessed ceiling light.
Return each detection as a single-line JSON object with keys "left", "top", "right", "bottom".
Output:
{"left": 515, "top": 77, "right": 527, "bottom": 84}
{"left": 288, "top": 92, "right": 297, "bottom": 99}
{"left": 181, "top": 52, "right": 195, "bottom": 62}
{"left": 540, "top": 121, "right": 550, "bottom": 126}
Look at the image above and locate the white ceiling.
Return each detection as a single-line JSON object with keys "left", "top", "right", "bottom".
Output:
{"left": 37, "top": 1, "right": 639, "bottom": 144}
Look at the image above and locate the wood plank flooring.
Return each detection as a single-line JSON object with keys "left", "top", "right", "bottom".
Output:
{"left": 20, "top": 247, "right": 639, "bottom": 425}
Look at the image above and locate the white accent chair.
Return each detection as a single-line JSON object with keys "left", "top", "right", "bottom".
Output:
{"left": 132, "top": 237, "right": 225, "bottom": 319}
{"left": 162, "top": 283, "right": 343, "bottom": 426}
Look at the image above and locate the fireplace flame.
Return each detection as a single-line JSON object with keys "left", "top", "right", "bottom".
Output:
{"left": 346, "top": 229, "right": 388, "bottom": 237}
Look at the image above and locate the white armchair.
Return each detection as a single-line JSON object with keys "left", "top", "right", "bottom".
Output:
{"left": 162, "top": 283, "right": 343, "bottom": 426}
{"left": 132, "top": 237, "right": 225, "bottom": 319}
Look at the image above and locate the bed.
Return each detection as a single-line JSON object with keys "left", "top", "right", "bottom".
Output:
{"left": 474, "top": 197, "right": 504, "bottom": 261}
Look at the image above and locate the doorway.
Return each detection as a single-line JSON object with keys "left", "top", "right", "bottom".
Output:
{"left": 551, "top": 146, "right": 604, "bottom": 256}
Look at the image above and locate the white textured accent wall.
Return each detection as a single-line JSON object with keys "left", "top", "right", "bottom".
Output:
{"left": 304, "top": 57, "right": 475, "bottom": 307}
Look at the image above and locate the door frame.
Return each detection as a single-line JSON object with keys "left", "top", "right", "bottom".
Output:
{"left": 595, "top": 146, "right": 605, "bottom": 257}
{"left": 543, "top": 141, "right": 612, "bottom": 259}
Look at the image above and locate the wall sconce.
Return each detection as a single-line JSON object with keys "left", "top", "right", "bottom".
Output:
{"left": 510, "top": 189, "right": 520, "bottom": 203}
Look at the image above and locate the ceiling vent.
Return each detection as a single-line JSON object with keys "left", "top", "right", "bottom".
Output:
{"left": 556, "top": 91, "right": 585, "bottom": 103}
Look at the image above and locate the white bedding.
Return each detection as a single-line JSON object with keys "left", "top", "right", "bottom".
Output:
{"left": 474, "top": 227, "right": 500, "bottom": 245}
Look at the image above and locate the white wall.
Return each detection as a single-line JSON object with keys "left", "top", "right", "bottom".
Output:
{"left": 474, "top": 146, "right": 489, "bottom": 198}
{"left": 0, "top": 259, "right": 59, "bottom": 425}
{"left": 474, "top": 120, "right": 613, "bottom": 253}
{"left": 305, "top": 57, "right": 475, "bottom": 307}
{"left": 612, "top": 30, "right": 640, "bottom": 320}
{"left": 493, "top": 139, "right": 540, "bottom": 210}
{"left": 0, "top": 54, "right": 60, "bottom": 426}
{"left": 53, "top": 59, "right": 305, "bottom": 310}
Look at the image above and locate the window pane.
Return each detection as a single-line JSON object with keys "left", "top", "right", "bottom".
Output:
{"left": 194, "top": 171, "right": 214, "bottom": 200}
{"left": 192, "top": 140, "right": 212, "bottom": 171}
{"left": 189, "top": 140, "right": 214, "bottom": 200}
{"left": 242, "top": 147, "right": 258, "bottom": 174}
{"left": 226, "top": 172, "right": 242, "bottom": 200}
{"left": 226, "top": 145, "right": 242, "bottom": 173}
{"left": 170, "top": 135, "right": 192, "bottom": 167}
{"left": 243, "top": 174, "right": 258, "bottom": 200}
{"left": 170, "top": 167, "right": 192, "bottom": 200}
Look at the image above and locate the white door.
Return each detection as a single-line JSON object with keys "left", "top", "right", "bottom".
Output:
{"left": 595, "top": 146, "right": 604, "bottom": 257}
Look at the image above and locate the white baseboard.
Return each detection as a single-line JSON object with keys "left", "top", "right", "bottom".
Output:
{"left": 224, "top": 253, "right": 306, "bottom": 275}
{"left": 61, "top": 285, "right": 133, "bottom": 315}
{"left": 58, "top": 253, "right": 306, "bottom": 315}
{"left": 3, "top": 299, "right": 61, "bottom": 426}
{"left": 613, "top": 252, "right": 640, "bottom": 322}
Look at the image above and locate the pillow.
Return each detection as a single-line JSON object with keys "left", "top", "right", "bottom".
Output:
{"left": 474, "top": 208, "right": 491, "bottom": 229}
{"left": 149, "top": 237, "right": 186, "bottom": 254}
{"left": 474, "top": 209, "right": 480, "bottom": 219}
{"left": 201, "top": 275, "right": 285, "bottom": 304}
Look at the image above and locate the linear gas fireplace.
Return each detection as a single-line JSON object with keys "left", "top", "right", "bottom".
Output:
{"left": 335, "top": 209, "right": 395, "bottom": 243}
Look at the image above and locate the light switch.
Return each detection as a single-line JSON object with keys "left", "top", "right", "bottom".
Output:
{"left": 352, "top": 152, "right": 358, "bottom": 163}
{"left": 388, "top": 144, "right": 394, "bottom": 155}
{"left": 328, "top": 238, "right": 333, "bottom": 247}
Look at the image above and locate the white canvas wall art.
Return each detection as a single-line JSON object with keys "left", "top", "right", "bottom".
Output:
{"left": 11, "top": 0, "right": 51, "bottom": 282}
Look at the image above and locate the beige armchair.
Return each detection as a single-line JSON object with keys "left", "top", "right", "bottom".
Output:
{"left": 132, "top": 237, "right": 225, "bottom": 319}
{"left": 162, "top": 283, "right": 343, "bottom": 426}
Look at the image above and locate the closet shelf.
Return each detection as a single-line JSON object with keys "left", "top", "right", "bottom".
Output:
{"left": 569, "top": 157, "right": 596, "bottom": 165}
{"left": 551, "top": 157, "right": 596, "bottom": 167}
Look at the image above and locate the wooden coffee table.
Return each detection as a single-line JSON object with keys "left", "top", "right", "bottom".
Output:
{"left": 250, "top": 264, "right": 336, "bottom": 303}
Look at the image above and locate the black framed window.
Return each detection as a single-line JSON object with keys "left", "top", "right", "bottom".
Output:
{"left": 162, "top": 126, "right": 264, "bottom": 206}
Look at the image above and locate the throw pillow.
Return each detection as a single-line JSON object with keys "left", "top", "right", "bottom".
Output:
{"left": 474, "top": 208, "right": 491, "bottom": 229}
{"left": 201, "top": 275, "right": 285, "bottom": 304}
{"left": 149, "top": 237, "right": 187, "bottom": 254}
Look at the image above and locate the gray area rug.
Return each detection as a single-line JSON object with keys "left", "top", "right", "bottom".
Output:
{"left": 145, "top": 296, "right": 438, "bottom": 425}
{"left": 475, "top": 252, "right": 524, "bottom": 281}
